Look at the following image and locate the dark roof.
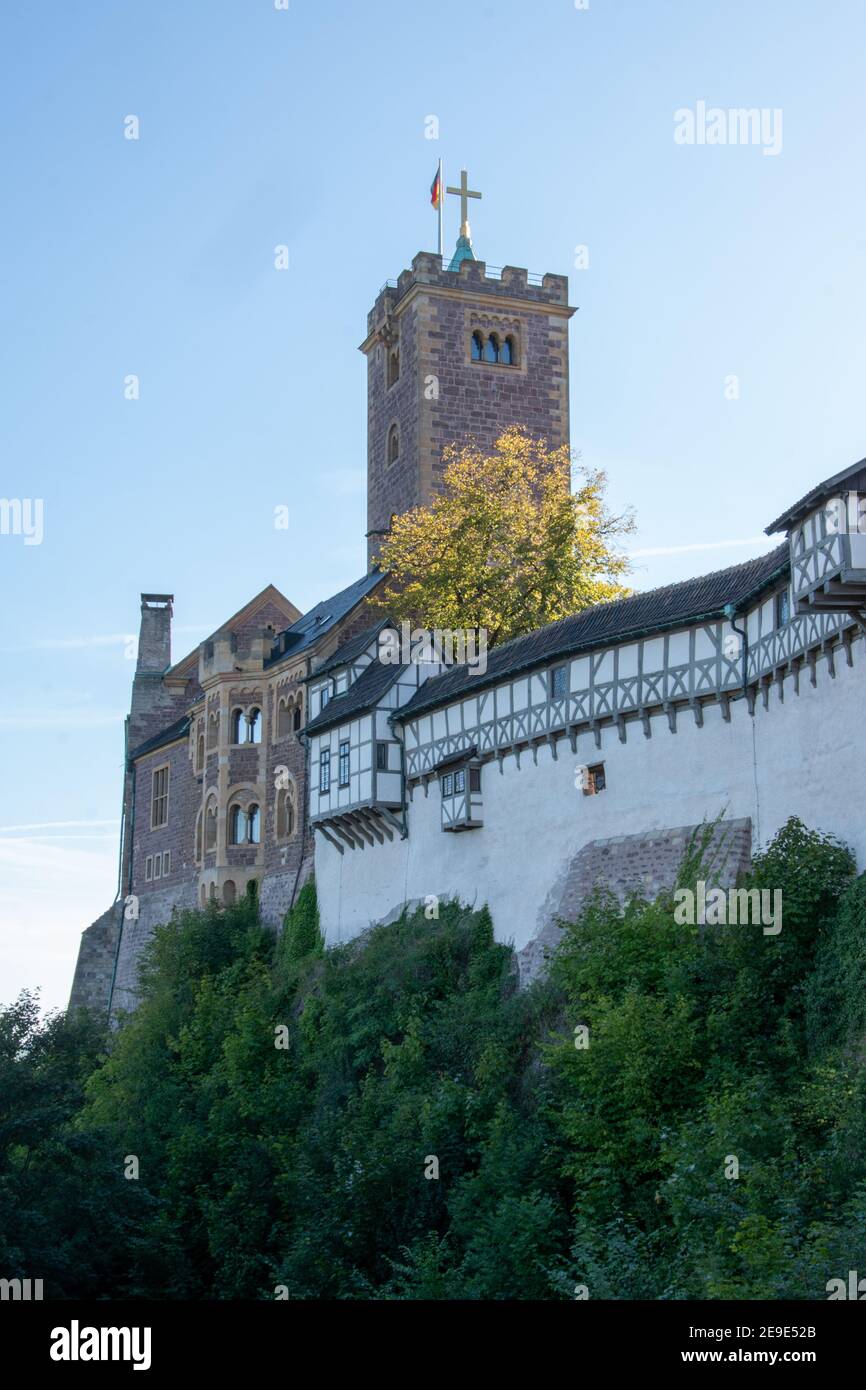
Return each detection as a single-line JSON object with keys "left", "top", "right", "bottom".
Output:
{"left": 129, "top": 714, "right": 191, "bottom": 762}
{"left": 765, "top": 457, "right": 866, "bottom": 535}
{"left": 395, "top": 544, "right": 789, "bottom": 722}
{"left": 311, "top": 619, "right": 392, "bottom": 678}
{"left": 303, "top": 661, "right": 406, "bottom": 736}
{"left": 264, "top": 571, "right": 383, "bottom": 670}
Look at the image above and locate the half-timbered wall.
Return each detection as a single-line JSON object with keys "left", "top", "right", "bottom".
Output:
{"left": 312, "top": 579, "right": 866, "bottom": 953}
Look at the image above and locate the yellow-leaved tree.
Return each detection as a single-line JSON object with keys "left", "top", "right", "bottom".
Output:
{"left": 370, "top": 427, "right": 634, "bottom": 646}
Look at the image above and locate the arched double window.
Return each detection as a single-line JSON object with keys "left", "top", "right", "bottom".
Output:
{"left": 229, "top": 802, "right": 261, "bottom": 845}
{"left": 277, "top": 694, "right": 303, "bottom": 738}
{"left": 231, "top": 707, "right": 262, "bottom": 745}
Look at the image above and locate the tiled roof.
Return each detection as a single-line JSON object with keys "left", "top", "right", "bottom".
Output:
{"left": 394, "top": 544, "right": 789, "bottom": 722}
{"left": 765, "top": 457, "right": 866, "bottom": 535}
{"left": 303, "top": 661, "right": 406, "bottom": 736}
{"left": 264, "top": 571, "right": 383, "bottom": 669}
{"left": 129, "top": 714, "right": 191, "bottom": 762}
{"left": 311, "top": 619, "right": 392, "bottom": 678}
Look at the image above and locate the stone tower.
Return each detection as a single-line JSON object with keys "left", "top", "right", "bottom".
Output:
{"left": 361, "top": 250, "right": 576, "bottom": 563}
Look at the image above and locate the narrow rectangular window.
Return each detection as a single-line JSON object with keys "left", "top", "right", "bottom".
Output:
{"left": 162, "top": 850, "right": 171, "bottom": 877}
{"left": 153, "top": 853, "right": 161, "bottom": 880}
{"left": 469, "top": 767, "right": 481, "bottom": 793}
{"left": 454, "top": 769, "right": 465, "bottom": 794}
{"left": 376, "top": 742, "right": 388, "bottom": 771}
{"left": 145, "top": 855, "right": 153, "bottom": 882}
{"left": 775, "top": 589, "right": 790, "bottom": 628}
{"left": 320, "top": 748, "right": 331, "bottom": 793}
{"left": 320, "top": 685, "right": 331, "bottom": 712}
{"left": 151, "top": 765, "right": 170, "bottom": 828}
{"left": 338, "top": 740, "right": 350, "bottom": 787}
{"left": 441, "top": 772, "right": 453, "bottom": 797}
{"left": 551, "top": 664, "right": 568, "bottom": 699}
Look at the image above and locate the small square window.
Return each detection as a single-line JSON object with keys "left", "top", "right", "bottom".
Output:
{"left": 441, "top": 772, "right": 453, "bottom": 797}
{"left": 551, "top": 664, "right": 568, "bottom": 699}
{"left": 584, "top": 762, "right": 606, "bottom": 796}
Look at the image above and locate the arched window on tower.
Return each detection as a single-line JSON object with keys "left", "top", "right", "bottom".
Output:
{"left": 471, "top": 331, "right": 484, "bottom": 361}
{"left": 278, "top": 698, "right": 291, "bottom": 739}
{"left": 484, "top": 333, "right": 500, "bottom": 364}
{"left": 196, "top": 732, "right": 205, "bottom": 771}
{"left": 387, "top": 424, "right": 399, "bottom": 466}
{"left": 248, "top": 708, "right": 262, "bottom": 744}
{"left": 387, "top": 348, "right": 399, "bottom": 386}
{"left": 223, "top": 879, "right": 236, "bottom": 906}
{"left": 293, "top": 700, "right": 302, "bottom": 733}
{"left": 231, "top": 709, "right": 244, "bottom": 744}
{"left": 248, "top": 804, "right": 261, "bottom": 844}
{"left": 205, "top": 804, "right": 217, "bottom": 851}
{"left": 229, "top": 804, "right": 243, "bottom": 845}
{"left": 276, "top": 782, "right": 296, "bottom": 840}
{"left": 501, "top": 335, "right": 515, "bottom": 365}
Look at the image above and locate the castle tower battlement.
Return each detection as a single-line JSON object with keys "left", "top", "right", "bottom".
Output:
{"left": 361, "top": 250, "right": 576, "bottom": 563}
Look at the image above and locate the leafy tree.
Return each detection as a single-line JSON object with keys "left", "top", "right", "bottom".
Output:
{"left": 370, "top": 427, "right": 634, "bottom": 645}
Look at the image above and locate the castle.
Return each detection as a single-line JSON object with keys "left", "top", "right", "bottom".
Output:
{"left": 68, "top": 202, "right": 866, "bottom": 1015}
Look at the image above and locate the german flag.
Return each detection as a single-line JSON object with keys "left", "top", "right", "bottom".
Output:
{"left": 430, "top": 166, "right": 442, "bottom": 209}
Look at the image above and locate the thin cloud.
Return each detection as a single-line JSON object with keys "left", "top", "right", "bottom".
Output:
{"left": 628, "top": 535, "right": 767, "bottom": 559}
{"left": 0, "top": 712, "right": 125, "bottom": 730}
{"left": 0, "top": 819, "right": 119, "bottom": 835}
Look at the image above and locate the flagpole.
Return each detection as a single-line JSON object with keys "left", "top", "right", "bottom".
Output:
{"left": 438, "top": 157, "right": 443, "bottom": 257}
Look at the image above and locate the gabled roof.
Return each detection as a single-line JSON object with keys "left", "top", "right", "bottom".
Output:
{"left": 765, "top": 457, "right": 866, "bottom": 535}
{"left": 168, "top": 584, "right": 301, "bottom": 679}
{"left": 130, "top": 714, "right": 191, "bottom": 762}
{"left": 264, "top": 571, "right": 384, "bottom": 670}
{"left": 395, "top": 544, "right": 789, "bottom": 722}
{"left": 309, "top": 618, "right": 392, "bottom": 679}
{"left": 303, "top": 660, "right": 406, "bottom": 736}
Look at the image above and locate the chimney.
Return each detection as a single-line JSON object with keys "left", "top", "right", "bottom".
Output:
{"left": 137, "top": 594, "right": 173, "bottom": 673}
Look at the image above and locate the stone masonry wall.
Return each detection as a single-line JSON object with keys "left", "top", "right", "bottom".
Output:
{"left": 67, "top": 903, "right": 121, "bottom": 1014}
{"left": 516, "top": 818, "right": 753, "bottom": 986}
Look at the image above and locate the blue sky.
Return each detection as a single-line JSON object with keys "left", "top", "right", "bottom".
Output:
{"left": 2, "top": 0, "right": 865, "bottom": 1012}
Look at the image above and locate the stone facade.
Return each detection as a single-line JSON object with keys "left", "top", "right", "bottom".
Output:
{"left": 68, "top": 578, "right": 384, "bottom": 1017}
{"left": 516, "top": 819, "right": 754, "bottom": 985}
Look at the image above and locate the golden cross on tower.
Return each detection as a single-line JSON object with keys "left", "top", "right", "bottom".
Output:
{"left": 446, "top": 168, "right": 482, "bottom": 238}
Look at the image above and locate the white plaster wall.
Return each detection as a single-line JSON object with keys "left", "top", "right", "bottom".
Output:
{"left": 314, "top": 640, "right": 865, "bottom": 952}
